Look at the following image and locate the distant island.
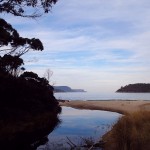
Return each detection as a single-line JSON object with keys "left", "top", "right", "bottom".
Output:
{"left": 53, "top": 86, "right": 86, "bottom": 93}
{"left": 116, "top": 83, "right": 150, "bottom": 93}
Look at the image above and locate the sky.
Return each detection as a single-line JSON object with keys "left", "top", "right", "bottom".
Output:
{"left": 1, "top": 0, "right": 150, "bottom": 92}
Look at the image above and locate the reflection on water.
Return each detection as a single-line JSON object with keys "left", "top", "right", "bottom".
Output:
{"left": 37, "top": 107, "right": 121, "bottom": 149}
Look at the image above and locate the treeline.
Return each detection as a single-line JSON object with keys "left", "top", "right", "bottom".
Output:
{"left": 0, "top": 55, "right": 61, "bottom": 149}
{"left": 116, "top": 83, "right": 150, "bottom": 93}
{"left": 0, "top": 1, "right": 61, "bottom": 149}
{"left": 0, "top": 65, "right": 61, "bottom": 119}
{"left": 0, "top": 7, "right": 62, "bottom": 150}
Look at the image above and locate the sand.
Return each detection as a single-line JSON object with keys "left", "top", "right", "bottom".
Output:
{"left": 59, "top": 100, "right": 150, "bottom": 114}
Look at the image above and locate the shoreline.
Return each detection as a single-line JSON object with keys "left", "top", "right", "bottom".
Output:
{"left": 59, "top": 100, "right": 150, "bottom": 114}
{"left": 58, "top": 100, "right": 150, "bottom": 149}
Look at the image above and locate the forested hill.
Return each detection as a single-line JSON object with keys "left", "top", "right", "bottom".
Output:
{"left": 54, "top": 86, "right": 86, "bottom": 92}
{"left": 116, "top": 83, "right": 150, "bottom": 93}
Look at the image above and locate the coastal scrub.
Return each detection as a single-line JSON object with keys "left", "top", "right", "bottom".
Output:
{"left": 103, "top": 111, "right": 150, "bottom": 150}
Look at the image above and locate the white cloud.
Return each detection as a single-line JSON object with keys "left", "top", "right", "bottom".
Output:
{"left": 1, "top": 0, "right": 150, "bottom": 92}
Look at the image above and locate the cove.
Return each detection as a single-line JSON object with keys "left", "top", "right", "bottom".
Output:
{"left": 37, "top": 107, "right": 121, "bottom": 149}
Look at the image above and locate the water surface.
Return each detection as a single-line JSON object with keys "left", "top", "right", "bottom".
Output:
{"left": 37, "top": 107, "right": 121, "bottom": 149}
{"left": 55, "top": 92, "right": 150, "bottom": 100}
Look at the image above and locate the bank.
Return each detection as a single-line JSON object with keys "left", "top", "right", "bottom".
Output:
{"left": 59, "top": 100, "right": 150, "bottom": 150}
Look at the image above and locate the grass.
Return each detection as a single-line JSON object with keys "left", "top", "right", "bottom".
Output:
{"left": 103, "top": 110, "right": 150, "bottom": 150}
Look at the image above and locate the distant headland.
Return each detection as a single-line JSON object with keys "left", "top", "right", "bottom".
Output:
{"left": 116, "top": 83, "right": 150, "bottom": 93}
{"left": 53, "top": 86, "right": 86, "bottom": 93}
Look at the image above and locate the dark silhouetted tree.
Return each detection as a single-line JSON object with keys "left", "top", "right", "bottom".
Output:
{"left": 0, "top": 0, "right": 58, "bottom": 18}
{"left": 0, "top": 54, "right": 24, "bottom": 76}
{"left": 20, "top": 71, "right": 50, "bottom": 86}
{"left": 0, "top": 1, "right": 61, "bottom": 149}
{"left": 20, "top": 71, "right": 39, "bottom": 79}
{"left": 0, "top": 18, "right": 44, "bottom": 57}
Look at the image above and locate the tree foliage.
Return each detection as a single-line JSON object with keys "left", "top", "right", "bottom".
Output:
{"left": 20, "top": 71, "right": 50, "bottom": 86}
{"left": 0, "top": 18, "right": 44, "bottom": 56}
{"left": 0, "top": 1, "right": 61, "bottom": 149}
{"left": 0, "top": 54, "right": 24, "bottom": 76}
{"left": 0, "top": 0, "right": 58, "bottom": 18}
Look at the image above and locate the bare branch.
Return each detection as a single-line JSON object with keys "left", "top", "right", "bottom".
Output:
{"left": 66, "top": 136, "right": 77, "bottom": 148}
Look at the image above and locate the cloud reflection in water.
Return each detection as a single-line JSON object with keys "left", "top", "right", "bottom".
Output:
{"left": 48, "top": 107, "right": 121, "bottom": 141}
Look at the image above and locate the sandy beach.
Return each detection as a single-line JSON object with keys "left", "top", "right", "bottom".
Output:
{"left": 59, "top": 100, "right": 150, "bottom": 114}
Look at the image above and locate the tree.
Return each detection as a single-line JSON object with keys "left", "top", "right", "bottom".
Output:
{"left": 0, "top": 54, "right": 24, "bottom": 76}
{"left": 0, "top": 18, "right": 44, "bottom": 57}
{"left": 20, "top": 71, "right": 50, "bottom": 87}
{"left": 0, "top": 0, "right": 58, "bottom": 18}
{"left": 44, "top": 69, "right": 53, "bottom": 83}
{"left": 20, "top": 71, "right": 39, "bottom": 79}
{"left": 0, "top": 2, "right": 62, "bottom": 148}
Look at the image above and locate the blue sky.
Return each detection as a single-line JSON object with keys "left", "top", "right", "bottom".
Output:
{"left": 1, "top": 0, "right": 150, "bottom": 92}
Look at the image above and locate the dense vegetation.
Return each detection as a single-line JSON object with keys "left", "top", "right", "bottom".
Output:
{"left": 116, "top": 83, "right": 150, "bottom": 93}
{"left": 0, "top": 1, "right": 61, "bottom": 149}
{"left": 103, "top": 111, "right": 150, "bottom": 150}
{"left": 0, "top": 47, "right": 62, "bottom": 149}
{"left": 0, "top": 62, "right": 61, "bottom": 149}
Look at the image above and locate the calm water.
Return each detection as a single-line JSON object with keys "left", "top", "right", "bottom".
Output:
{"left": 37, "top": 92, "right": 149, "bottom": 149}
{"left": 54, "top": 92, "right": 150, "bottom": 100}
{"left": 37, "top": 107, "right": 121, "bottom": 149}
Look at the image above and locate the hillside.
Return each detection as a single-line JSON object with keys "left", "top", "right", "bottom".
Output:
{"left": 54, "top": 86, "right": 86, "bottom": 92}
{"left": 116, "top": 83, "right": 150, "bottom": 93}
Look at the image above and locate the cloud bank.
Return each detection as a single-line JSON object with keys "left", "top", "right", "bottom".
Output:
{"left": 1, "top": 0, "right": 150, "bottom": 92}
